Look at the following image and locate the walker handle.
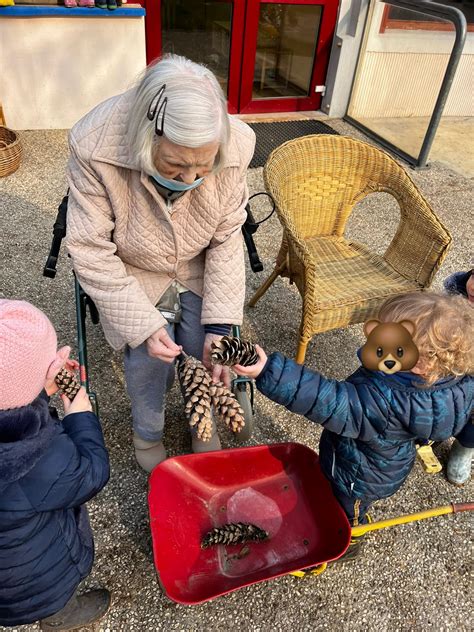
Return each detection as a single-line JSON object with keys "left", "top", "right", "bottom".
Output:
{"left": 43, "top": 193, "right": 69, "bottom": 278}
{"left": 242, "top": 204, "right": 264, "bottom": 273}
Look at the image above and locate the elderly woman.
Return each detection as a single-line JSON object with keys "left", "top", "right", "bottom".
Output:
{"left": 65, "top": 55, "right": 256, "bottom": 472}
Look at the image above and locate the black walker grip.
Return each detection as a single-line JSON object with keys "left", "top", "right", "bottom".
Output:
{"left": 242, "top": 204, "right": 264, "bottom": 273}
{"left": 43, "top": 194, "right": 69, "bottom": 278}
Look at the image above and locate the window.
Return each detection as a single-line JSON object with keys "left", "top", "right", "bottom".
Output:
{"left": 380, "top": 0, "right": 474, "bottom": 33}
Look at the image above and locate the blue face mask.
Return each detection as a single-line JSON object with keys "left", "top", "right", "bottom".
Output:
{"left": 152, "top": 172, "right": 204, "bottom": 192}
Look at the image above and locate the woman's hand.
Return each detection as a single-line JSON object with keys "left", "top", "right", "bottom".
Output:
{"left": 233, "top": 345, "right": 268, "bottom": 380}
{"left": 62, "top": 386, "right": 93, "bottom": 415}
{"left": 44, "top": 346, "right": 80, "bottom": 396}
{"left": 146, "top": 327, "right": 182, "bottom": 362}
{"left": 202, "top": 333, "right": 231, "bottom": 388}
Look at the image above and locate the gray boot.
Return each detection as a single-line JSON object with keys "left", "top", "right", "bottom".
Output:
{"left": 191, "top": 414, "right": 222, "bottom": 453}
{"left": 447, "top": 439, "right": 473, "bottom": 486}
{"left": 133, "top": 434, "right": 167, "bottom": 473}
{"left": 40, "top": 589, "right": 110, "bottom": 631}
{"left": 192, "top": 432, "right": 222, "bottom": 453}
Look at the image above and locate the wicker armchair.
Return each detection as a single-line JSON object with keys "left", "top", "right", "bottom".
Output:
{"left": 248, "top": 134, "right": 452, "bottom": 363}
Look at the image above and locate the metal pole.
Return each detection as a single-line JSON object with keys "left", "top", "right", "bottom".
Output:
{"left": 74, "top": 277, "right": 99, "bottom": 416}
{"left": 415, "top": 3, "right": 467, "bottom": 167}
{"left": 345, "top": 0, "right": 467, "bottom": 169}
{"left": 74, "top": 277, "right": 90, "bottom": 391}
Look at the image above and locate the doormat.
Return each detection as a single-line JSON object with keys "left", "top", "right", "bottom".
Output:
{"left": 248, "top": 119, "right": 339, "bottom": 168}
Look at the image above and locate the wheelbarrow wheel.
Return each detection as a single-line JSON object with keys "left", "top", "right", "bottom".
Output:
{"left": 233, "top": 383, "right": 253, "bottom": 442}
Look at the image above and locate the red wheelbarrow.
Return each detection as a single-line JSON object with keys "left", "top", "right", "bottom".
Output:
{"left": 148, "top": 443, "right": 473, "bottom": 605}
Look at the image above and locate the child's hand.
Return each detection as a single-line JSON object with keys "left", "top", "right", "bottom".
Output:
{"left": 44, "top": 346, "right": 80, "bottom": 396}
{"left": 61, "top": 386, "right": 93, "bottom": 415}
{"left": 233, "top": 345, "right": 268, "bottom": 380}
{"left": 203, "top": 333, "right": 231, "bottom": 388}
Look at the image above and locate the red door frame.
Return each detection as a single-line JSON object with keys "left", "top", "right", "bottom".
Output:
{"left": 219, "top": 0, "right": 247, "bottom": 114}
{"left": 141, "top": 0, "right": 338, "bottom": 115}
{"left": 239, "top": 0, "right": 339, "bottom": 113}
{"left": 143, "top": 1, "right": 159, "bottom": 63}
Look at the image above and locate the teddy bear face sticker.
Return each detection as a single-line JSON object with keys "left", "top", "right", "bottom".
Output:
{"left": 360, "top": 320, "right": 419, "bottom": 374}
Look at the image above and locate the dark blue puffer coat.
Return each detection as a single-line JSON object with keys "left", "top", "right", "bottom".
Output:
{"left": 257, "top": 353, "right": 473, "bottom": 503}
{"left": 0, "top": 392, "right": 109, "bottom": 626}
{"left": 443, "top": 270, "right": 471, "bottom": 298}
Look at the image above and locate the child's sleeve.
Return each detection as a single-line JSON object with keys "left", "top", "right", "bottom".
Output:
{"left": 23, "top": 411, "right": 110, "bottom": 511}
{"left": 256, "top": 352, "right": 388, "bottom": 440}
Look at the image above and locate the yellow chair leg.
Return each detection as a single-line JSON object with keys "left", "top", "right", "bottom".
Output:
{"left": 248, "top": 261, "right": 287, "bottom": 307}
{"left": 296, "top": 338, "right": 309, "bottom": 364}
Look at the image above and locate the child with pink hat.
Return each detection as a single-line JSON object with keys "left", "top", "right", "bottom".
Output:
{"left": 0, "top": 299, "right": 110, "bottom": 630}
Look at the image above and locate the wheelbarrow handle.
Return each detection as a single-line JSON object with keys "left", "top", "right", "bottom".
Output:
{"left": 351, "top": 502, "right": 474, "bottom": 538}
{"left": 452, "top": 501, "right": 474, "bottom": 513}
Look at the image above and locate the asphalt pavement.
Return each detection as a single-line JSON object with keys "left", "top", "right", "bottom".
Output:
{"left": 0, "top": 123, "right": 472, "bottom": 632}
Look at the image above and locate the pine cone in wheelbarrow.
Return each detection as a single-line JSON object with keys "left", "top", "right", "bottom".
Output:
{"left": 201, "top": 522, "right": 269, "bottom": 549}
{"left": 210, "top": 336, "right": 259, "bottom": 367}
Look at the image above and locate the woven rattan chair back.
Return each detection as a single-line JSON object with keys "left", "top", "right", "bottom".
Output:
{"left": 249, "top": 134, "right": 451, "bottom": 363}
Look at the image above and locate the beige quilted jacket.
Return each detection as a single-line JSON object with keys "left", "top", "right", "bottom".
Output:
{"left": 65, "top": 90, "right": 256, "bottom": 351}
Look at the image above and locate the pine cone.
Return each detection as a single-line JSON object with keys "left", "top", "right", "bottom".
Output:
{"left": 55, "top": 368, "right": 81, "bottom": 400}
{"left": 209, "top": 381, "right": 245, "bottom": 434}
{"left": 178, "top": 354, "right": 246, "bottom": 439}
{"left": 178, "top": 355, "right": 214, "bottom": 441}
{"left": 201, "top": 522, "right": 269, "bottom": 549}
{"left": 210, "top": 336, "right": 259, "bottom": 367}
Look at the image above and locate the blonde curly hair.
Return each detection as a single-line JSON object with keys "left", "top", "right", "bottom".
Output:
{"left": 377, "top": 291, "right": 474, "bottom": 385}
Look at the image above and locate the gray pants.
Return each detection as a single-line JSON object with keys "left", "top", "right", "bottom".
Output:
{"left": 124, "top": 291, "right": 205, "bottom": 441}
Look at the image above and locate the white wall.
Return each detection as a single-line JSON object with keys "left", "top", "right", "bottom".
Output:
{"left": 0, "top": 15, "right": 147, "bottom": 129}
{"left": 323, "top": 0, "right": 473, "bottom": 119}
{"left": 348, "top": 1, "right": 474, "bottom": 118}
{"left": 321, "top": 0, "right": 371, "bottom": 118}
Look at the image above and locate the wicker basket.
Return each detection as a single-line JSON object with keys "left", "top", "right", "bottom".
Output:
{"left": 0, "top": 126, "right": 22, "bottom": 177}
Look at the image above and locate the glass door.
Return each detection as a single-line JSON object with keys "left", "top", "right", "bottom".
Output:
{"left": 145, "top": 0, "right": 246, "bottom": 113}
{"left": 144, "top": 0, "right": 339, "bottom": 114}
{"left": 239, "top": 0, "right": 339, "bottom": 113}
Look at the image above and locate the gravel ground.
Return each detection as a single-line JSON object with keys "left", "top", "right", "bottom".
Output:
{"left": 0, "top": 123, "right": 472, "bottom": 632}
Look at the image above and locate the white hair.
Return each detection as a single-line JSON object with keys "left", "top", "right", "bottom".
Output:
{"left": 128, "top": 54, "right": 231, "bottom": 176}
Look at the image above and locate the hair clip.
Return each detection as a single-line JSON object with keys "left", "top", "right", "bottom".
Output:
{"left": 147, "top": 84, "right": 167, "bottom": 137}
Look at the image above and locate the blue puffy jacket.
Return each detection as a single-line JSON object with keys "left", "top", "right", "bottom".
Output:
{"left": 257, "top": 353, "right": 473, "bottom": 503}
{"left": 0, "top": 392, "right": 109, "bottom": 626}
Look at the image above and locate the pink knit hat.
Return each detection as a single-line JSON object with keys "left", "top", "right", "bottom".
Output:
{"left": 0, "top": 299, "right": 57, "bottom": 410}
